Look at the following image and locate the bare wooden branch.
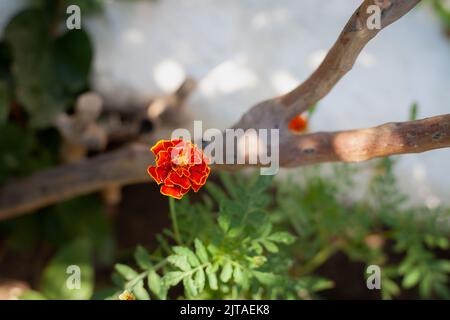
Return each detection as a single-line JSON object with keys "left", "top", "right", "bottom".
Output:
{"left": 1, "top": 114, "right": 449, "bottom": 220}
{"left": 231, "top": 0, "right": 421, "bottom": 133}
{"left": 279, "top": 114, "right": 450, "bottom": 167}
{"left": 0, "top": 144, "right": 153, "bottom": 221}
{"left": 280, "top": 0, "right": 421, "bottom": 119}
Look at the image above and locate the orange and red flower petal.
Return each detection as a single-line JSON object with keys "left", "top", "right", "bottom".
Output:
{"left": 191, "top": 182, "right": 202, "bottom": 192}
{"left": 156, "top": 151, "right": 171, "bottom": 166}
{"left": 189, "top": 162, "right": 209, "bottom": 184}
{"left": 151, "top": 140, "right": 174, "bottom": 155}
{"left": 160, "top": 185, "right": 190, "bottom": 199}
{"left": 148, "top": 166, "right": 159, "bottom": 183}
{"left": 166, "top": 171, "right": 191, "bottom": 189}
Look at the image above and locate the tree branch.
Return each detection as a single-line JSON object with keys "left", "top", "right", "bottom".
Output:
{"left": 280, "top": 0, "right": 421, "bottom": 119}
{"left": 232, "top": 0, "right": 421, "bottom": 132}
{"left": 0, "top": 144, "right": 153, "bottom": 221}
{"left": 279, "top": 114, "right": 450, "bottom": 167}
{"left": 0, "top": 114, "right": 448, "bottom": 220}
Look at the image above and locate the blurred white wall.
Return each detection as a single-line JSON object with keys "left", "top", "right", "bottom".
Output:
{"left": 1, "top": 0, "right": 449, "bottom": 206}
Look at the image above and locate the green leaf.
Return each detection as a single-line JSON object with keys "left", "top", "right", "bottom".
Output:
{"left": 148, "top": 270, "right": 166, "bottom": 300}
{"left": 258, "top": 222, "right": 272, "bottom": 237}
{"left": 134, "top": 245, "right": 153, "bottom": 270}
{"left": 54, "top": 29, "right": 92, "bottom": 93}
{"left": 409, "top": 102, "right": 418, "bottom": 121}
{"left": 253, "top": 271, "right": 282, "bottom": 286}
{"left": 184, "top": 276, "right": 198, "bottom": 297}
{"left": 250, "top": 241, "right": 264, "bottom": 254}
{"left": 41, "top": 238, "right": 93, "bottom": 300}
{"left": 115, "top": 264, "right": 139, "bottom": 281}
{"left": 307, "top": 103, "right": 318, "bottom": 119}
{"left": 233, "top": 266, "right": 244, "bottom": 284}
{"left": 218, "top": 212, "right": 231, "bottom": 233}
{"left": 132, "top": 279, "right": 150, "bottom": 300}
{"left": 220, "top": 261, "right": 233, "bottom": 283}
{"left": 219, "top": 171, "right": 239, "bottom": 199}
{"left": 194, "top": 268, "right": 206, "bottom": 294}
{"left": 173, "top": 246, "right": 200, "bottom": 267}
{"left": 4, "top": 9, "right": 64, "bottom": 128}
{"left": 252, "top": 175, "right": 274, "bottom": 194}
{"left": 194, "top": 239, "right": 209, "bottom": 264}
{"left": 19, "top": 290, "right": 47, "bottom": 300}
{"left": 268, "top": 232, "right": 296, "bottom": 245}
{"left": 163, "top": 271, "right": 185, "bottom": 287}
{"left": 206, "top": 182, "right": 229, "bottom": 203}
{"left": 4, "top": 9, "right": 93, "bottom": 128}
{"left": 402, "top": 269, "right": 421, "bottom": 289}
{"left": 261, "top": 240, "right": 279, "bottom": 253}
{"left": 167, "top": 254, "right": 191, "bottom": 272}
{"left": 206, "top": 265, "right": 218, "bottom": 290}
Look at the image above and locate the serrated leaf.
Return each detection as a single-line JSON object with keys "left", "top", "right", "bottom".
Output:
{"left": 253, "top": 271, "right": 281, "bottom": 286}
{"left": 206, "top": 265, "right": 218, "bottom": 290}
{"left": 173, "top": 246, "right": 200, "bottom": 267}
{"left": 220, "top": 261, "right": 233, "bottom": 283}
{"left": 134, "top": 245, "right": 153, "bottom": 270}
{"left": 206, "top": 182, "right": 229, "bottom": 203}
{"left": 167, "top": 255, "right": 191, "bottom": 272}
{"left": 132, "top": 279, "right": 150, "bottom": 300}
{"left": 252, "top": 175, "right": 274, "bottom": 194}
{"left": 219, "top": 171, "right": 239, "bottom": 199}
{"left": 402, "top": 269, "right": 421, "bottom": 289}
{"left": 261, "top": 240, "right": 279, "bottom": 253}
{"left": 258, "top": 222, "right": 272, "bottom": 237}
{"left": 115, "top": 264, "right": 139, "bottom": 281}
{"left": 184, "top": 276, "right": 198, "bottom": 297}
{"left": 148, "top": 270, "right": 166, "bottom": 300}
{"left": 233, "top": 266, "right": 244, "bottom": 284}
{"left": 194, "top": 268, "right": 206, "bottom": 294}
{"left": 250, "top": 241, "right": 264, "bottom": 254}
{"left": 194, "top": 239, "right": 209, "bottom": 263}
{"left": 163, "top": 271, "right": 185, "bottom": 287}
{"left": 218, "top": 213, "right": 231, "bottom": 233}
{"left": 268, "top": 232, "right": 296, "bottom": 245}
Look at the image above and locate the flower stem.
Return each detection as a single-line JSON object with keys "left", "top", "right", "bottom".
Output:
{"left": 169, "top": 197, "right": 181, "bottom": 244}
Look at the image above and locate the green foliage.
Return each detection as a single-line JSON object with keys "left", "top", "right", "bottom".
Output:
{"left": 6, "top": 195, "right": 113, "bottom": 300}
{"left": 275, "top": 158, "right": 450, "bottom": 299}
{"left": 0, "top": 80, "right": 8, "bottom": 124}
{"left": 4, "top": 8, "right": 93, "bottom": 128}
{"left": 0, "top": 1, "right": 94, "bottom": 183}
{"left": 112, "top": 173, "right": 329, "bottom": 300}
{"left": 41, "top": 238, "right": 94, "bottom": 300}
{"left": 112, "top": 158, "right": 450, "bottom": 300}
{"left": 432, "top": 0, "right": 450, "bottom": 31}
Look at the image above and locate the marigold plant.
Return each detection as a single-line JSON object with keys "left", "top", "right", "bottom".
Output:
{"left": 148, "top": 139, "right": 210, "bottom": 199}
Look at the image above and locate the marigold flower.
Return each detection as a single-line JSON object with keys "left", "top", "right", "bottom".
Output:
{"left": 118, "top": 290, "right": 135, "bottom": 300}
{"left": 288, "top": 114, "right": 308, "bottom": 133}
{"left": 148, "top": 139, "right": 211, "bottom": 199}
